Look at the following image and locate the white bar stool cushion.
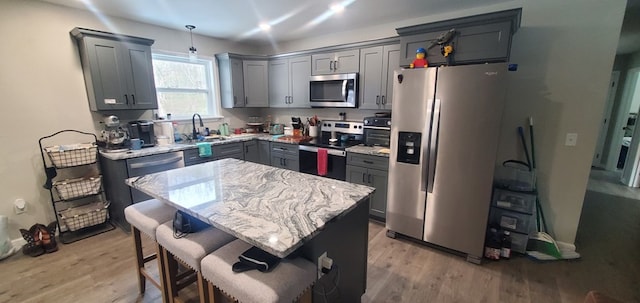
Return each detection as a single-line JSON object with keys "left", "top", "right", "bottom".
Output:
{"left": 201, "top": 239, "right": 316, "bottom": 303}
{"left": 124, "top": 199, "right": 175, "bottom": 240}
{"left": 156, "top": 221, "right": 235, "bottom": 271}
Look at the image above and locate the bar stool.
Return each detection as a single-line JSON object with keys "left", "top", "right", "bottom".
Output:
{"left": 200, "top": 239, "right": 316, "bottom": 303}
{"left": 155, "top": 221, "right": 235, "bottom": 303}
{"left": 124, "top": 199, "right": 176, "bottom": 302}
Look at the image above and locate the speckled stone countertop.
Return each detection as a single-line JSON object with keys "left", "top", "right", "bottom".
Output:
{"left": 125, "top": 158, "right": 375, "bottom": 258}
{"left": 345, "top": 144, "right": 391, "bottom": 158}
{"left": 100, "top": 134, "right": 293, "bottom": 161}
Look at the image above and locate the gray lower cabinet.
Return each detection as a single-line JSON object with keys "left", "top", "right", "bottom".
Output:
{"left": 270, "top": 142, "right": 299, "bottom": 171}
{"left": 258, "top": 140, "right": 271, "bottom": 165}
{"left": 71, "top": 28, "right": 158, "bottom": 111}
{"left": 359, "top": 44, "right": 400, "bottom": 110}
{"left": 243, "top": 140, "right": 259, "bottom": 163}
{"left": 101, "top": 151, "right": 184, "bottom": 232}
{"left": 346, "top": 153, "right": 389, "bottom": 221}
{"left": 184, "top": 142, "right": 244, "bottom": 166}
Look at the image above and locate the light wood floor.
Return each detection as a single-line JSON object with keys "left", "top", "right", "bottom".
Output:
{"left": 1, "top": 169, "right": 638, "bottom": 303}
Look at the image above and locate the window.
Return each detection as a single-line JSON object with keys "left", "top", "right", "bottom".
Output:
{"left": 152, "top": 53, "right": 218, "bottom": 118}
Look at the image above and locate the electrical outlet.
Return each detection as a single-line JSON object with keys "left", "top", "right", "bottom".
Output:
{"left": 317, "top": 251, "right": 327, "bottom": 279}
{"left": 565, "top": 133, "right": 578, "bottom": 146}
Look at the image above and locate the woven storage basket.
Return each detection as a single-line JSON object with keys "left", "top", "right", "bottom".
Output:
{"left": 59, "top": 201, "right": 109, "bottom": 231}
{"left": 44, "top": 143, "right": 97, "bottom": 168}
{"left": 53, "top": 176, "right": 102, "bottom": 200}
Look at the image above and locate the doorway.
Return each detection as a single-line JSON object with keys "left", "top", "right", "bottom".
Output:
{"left": 620, "top": 68, "right": 640, "bottom": 186}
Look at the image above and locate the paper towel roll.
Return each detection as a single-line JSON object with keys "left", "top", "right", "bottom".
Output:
{"left": 154, "top": 121, "right": 175, "bottom": 144}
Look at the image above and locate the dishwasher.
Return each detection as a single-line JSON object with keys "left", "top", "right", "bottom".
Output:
{"left": 126, "top": 151, "right": 184, "bottom": 203}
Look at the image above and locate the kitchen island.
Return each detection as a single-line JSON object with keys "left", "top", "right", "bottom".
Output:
{"left": 126, "top": 158, "right": 374, "bottom": 302}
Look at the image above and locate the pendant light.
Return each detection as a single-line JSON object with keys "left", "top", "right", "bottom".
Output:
{"left": 186, "top": 25, "right": 197, "bottom": 61}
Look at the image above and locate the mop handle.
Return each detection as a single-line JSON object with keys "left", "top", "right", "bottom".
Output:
{"left": 518, "top": 127, "right": 532, "bottom": 171}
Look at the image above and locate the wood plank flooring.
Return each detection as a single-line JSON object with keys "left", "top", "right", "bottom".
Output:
{"left": 1, "top": 169, "right": 638, "bottom": 303}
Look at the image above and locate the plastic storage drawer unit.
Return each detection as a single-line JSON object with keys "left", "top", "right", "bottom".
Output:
{"left": 492, "top": 188, "right": 536, "bottom": 214}
{"left": 490, "top": 207, "right": 535, "bottom": 234}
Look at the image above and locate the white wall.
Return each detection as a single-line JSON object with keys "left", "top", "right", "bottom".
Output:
{"left": 263, "top": 0, "right": 627, "bottom": 244}
{"left": 0, "top": 0, "right": 258, "bottom": 239}
{"left": 0, "top": 0, "right": 626, "bottom": 245}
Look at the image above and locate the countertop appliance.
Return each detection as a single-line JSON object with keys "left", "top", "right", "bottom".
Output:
{"left": 100, "top": 115, "right": 129, "bottom": 152}
{"left": 299, "top": 120, "right": 364, "bottom": 180}
{"left": 128, "top": 120, "right": 155, "bottom": 148}
{"left": 386, "top": 64, "right": 508, "bottom": 263}
{"left": 309, "top": 73, "right": 358, "bottom": 108}
{"left": 363, "top": 116, "right": 391, "bottom": 147}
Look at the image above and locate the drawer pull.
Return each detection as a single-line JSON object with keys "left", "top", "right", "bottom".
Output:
{"left": 363, "top": 160, "right": 374, "bottom": 164}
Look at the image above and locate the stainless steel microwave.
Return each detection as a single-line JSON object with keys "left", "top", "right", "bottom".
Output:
{"left": 309, "top": 73, "right": 358, "bottom": 108}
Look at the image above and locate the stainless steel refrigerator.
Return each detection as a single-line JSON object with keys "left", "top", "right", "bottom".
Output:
{"left": 386, "top": 63, "right": 507, "bottom": 263}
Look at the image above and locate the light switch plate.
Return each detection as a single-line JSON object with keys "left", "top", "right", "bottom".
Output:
{"left": 565, "top": 133, "right": 578, "bottom": 146}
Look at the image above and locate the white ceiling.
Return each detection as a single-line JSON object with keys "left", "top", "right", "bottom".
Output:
{"left": 39, "top": 0, "right": 640, "bottom": 54}
{"left": 39, "top": 0, "right": 511, "bottom": 44}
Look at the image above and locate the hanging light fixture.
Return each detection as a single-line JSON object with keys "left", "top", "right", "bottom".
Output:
{"left": 185, "top": 25, "right": 197, "bottom": 61}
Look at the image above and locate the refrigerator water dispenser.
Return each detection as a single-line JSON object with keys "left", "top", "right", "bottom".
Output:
{"left": 397, "top": 131, "right": 421, "bottom": 164}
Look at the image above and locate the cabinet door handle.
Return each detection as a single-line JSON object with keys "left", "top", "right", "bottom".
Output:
{"left": 376, "top": 95, "right": 380, "bottom": 105}
{"left": 124, "top": 94, "right": 129, "bottom": 105}
{"left": 245, "top": 96, "right": 248, "bottom": 105}
{"left": 363, "top": 160, "right": 374, "bottom": 164}
{"left": 368, "top": 174, "right": 372, "bottom": 184}
{"left": 362, "top": 173, "right": 366, "bottom": 183}
{"left": 234, "top": 96, "right": 237, "bottom": 105}
{"left": 334, "top": 60, "right": 338, "bottom": 71}
{"left": 131, "top": 94, "right": 136, "bottom": 105}
{"left": 245, "top": 146, "right": 248, "bottom": 153}
{"left": 329, "top": 61, "right": 334, "bottom": 71}
{"left": 381, "top": 95, "right": 386, "bottom": 105}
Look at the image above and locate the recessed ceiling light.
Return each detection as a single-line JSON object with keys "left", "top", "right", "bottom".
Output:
{"left": 330, "top": 3, "right": 345, "bottom": 13}
{"left": 259, "top": 23, "right": 271, "bottom": 31}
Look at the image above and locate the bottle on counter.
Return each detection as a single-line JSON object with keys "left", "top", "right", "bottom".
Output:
{"left": 173, "top": 122, "right": 182, "bottom": 142}
{"left": 500, "top": 231, "right": 512, "bottom": 259}
{"left": 484, "top": 227, "right": 501, "bottom": 260}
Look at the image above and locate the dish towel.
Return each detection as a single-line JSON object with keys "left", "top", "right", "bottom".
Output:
{"left": 196, "top": 142, "right": 212, "bottom": 157}
{"left": 317, "top": 148, "right": 328, "bottom": 176}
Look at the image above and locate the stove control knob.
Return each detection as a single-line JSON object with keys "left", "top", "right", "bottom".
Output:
{"left": 387, "top": 121, "right": 391, "bottom": 126}
{"left": 364, "top": 119, "right": 369, "bottom": 124}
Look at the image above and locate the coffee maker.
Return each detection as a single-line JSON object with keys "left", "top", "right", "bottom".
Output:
{"left": 128, "top": 120, "right": 156, "bottom": 148}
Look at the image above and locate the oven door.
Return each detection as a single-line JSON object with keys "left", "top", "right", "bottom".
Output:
{"left": 299, "top": 145, "right": 347, "bottom": 181}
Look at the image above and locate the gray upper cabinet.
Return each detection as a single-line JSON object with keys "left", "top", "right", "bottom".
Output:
{"left": 243, "top": 60, "right": 269, "bottom": 107}
{"left": 311, "top": 49, "right": 359, "bottom": 75}
{"left": 216, "top": 54, "right": 245, "bottom": 108}
{"left": 71, "top": 28, "right": 158, "bottom": 111}
{"left": 359, "top": 44, "right": 400, "bottom": 110}
{"left": 397, "top": 8, "right": 521, "bottom": 67}
{"left": 269, "top": 56, "right": 311, "bottom": 108}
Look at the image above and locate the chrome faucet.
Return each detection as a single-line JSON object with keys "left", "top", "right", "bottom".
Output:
{"left": 192, "top": 113, "right": 203, "bottom": 140}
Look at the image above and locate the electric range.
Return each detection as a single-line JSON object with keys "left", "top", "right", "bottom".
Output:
{"left": 298, "top": 120, "right": 364, "bottom": 180}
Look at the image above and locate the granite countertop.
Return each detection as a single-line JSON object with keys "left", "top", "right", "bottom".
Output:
{"left": 126, "top": 158, "right": 375, "bottom": 258}
{"left": 100, "top": 133, "right": 296, "bottom": 160}
{"left": 346, "top": 144, "right": 391, "bottom": 158}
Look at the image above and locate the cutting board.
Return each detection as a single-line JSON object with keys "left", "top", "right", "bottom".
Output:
{"left": 276, "top": 135, "right": 313, "bottom": 143}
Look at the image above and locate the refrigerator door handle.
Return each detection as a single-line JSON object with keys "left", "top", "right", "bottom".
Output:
{"left": 421, "top": 98, "right": 435, "bottom": 192}
{"left": 427, "top": 98, "right": 441, "bottom": 193}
